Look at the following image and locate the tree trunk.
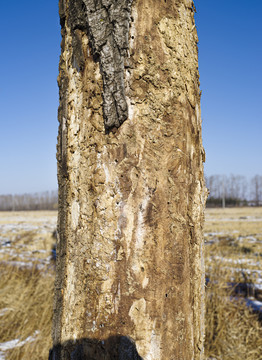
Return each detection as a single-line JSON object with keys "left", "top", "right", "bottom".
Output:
{"left": 51, "top": 0, "right": 206, "bottom": 359}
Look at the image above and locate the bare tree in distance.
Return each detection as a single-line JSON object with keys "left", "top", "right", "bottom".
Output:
{"left": 0, "top": 191, "right": 58, "bottom": 211}
{"left": 251, "top": 175, "right": 262, "bottom": 206}
{"left": 205, "top": 174, "right": 262, "bottom": 207}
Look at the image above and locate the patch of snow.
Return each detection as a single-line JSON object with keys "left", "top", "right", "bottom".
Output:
{"left": 32, "top": 249, "right": 47, "bottom": 254}
{"left": 0, "top": 308, "right": 9, "bottom": 317}
{"left": 211, "top": 255, "right": 260, "bottom": 267}
{"left": 0, "top": 238, "right": 11, "bottom": 247}
{"left": 229, "top": 268, "right": 262, "bottom": 276}
{"left": 204, "top": 232, "right": 226, "bottom": 237}
{"left": 0, "top": 260, "right": 46, "bottom": 270}
{"left": 0, "top": 222, "right": 56, "bottom": 235}
{"left": 245, "top": 298, "right": 262, "bottom": 312}
{"left": 255, "top": 283, "right": 262, "bottom": 290}
{"left": 206, "top": 217, "right": 262, "bottom": 222}
{"left": 0, "top": 331, "right": 39, "bottom": 357}
{"left": 0, "top": 224, "right": 39, "bottom": 233}
{"left": 238, "top": 236, "right": 262, "bottom": 244}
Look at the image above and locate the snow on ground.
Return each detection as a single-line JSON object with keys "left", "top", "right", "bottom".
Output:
{"left": 0, "top": 309, "right": 9, "bottom": 317}
{"left": 245, "top": 298, "right": 262, "bottom": 312}
{"left": 0, "top": 331, "right": 39, "bottom": 360}
{"left": 211, "top": 255, "right": 261, "bottom": 267}
{"left": 205, "top": 207, "right": 262, "bottom": 318}
{"left": 205, "top": 217, "right": 262, "bottom": 222}
{"left": 0, "top": 211, "right": 57, "bottom": 268}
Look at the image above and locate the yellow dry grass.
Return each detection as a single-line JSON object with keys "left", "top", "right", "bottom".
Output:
{"left": 0, "top": 264, "right": 54, "bottom": 359}
{"left": 205, "top": 207, "right": 262, "bottom": 237}
{"left": 0, "top": 211, "right": 57, "bottom": 266}
{"left": 204, "top": 207, "right": 262, "bottom": 359}
{"left": 205, "top": 264, "right": 262, "bottom": 359}
{"left": 0, "top": 209, "right": 261, "bottom": 359}
{"left": 0, "top": 211, "right": 56, "bottom": 360}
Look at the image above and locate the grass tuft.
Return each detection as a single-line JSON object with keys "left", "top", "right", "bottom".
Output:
{"left": 205, "top": 263, "right": 262, "bottom": 359}
{"left": 0, "top": 264, "right": 54, "bottom": 360}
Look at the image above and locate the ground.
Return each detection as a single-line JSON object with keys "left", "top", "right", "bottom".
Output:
{"left": 205, "top": 207, "right": 262, "bottom": 298}
{"left": 0, "top": 208, "right": 261, "bottom": 359}
{"left": 204, "top": 207, "right": 262, "bottom": 359}
{"left": 0, "top": 211, "right": 56, "bottom": 269}
{"left": 0, "top": 211, "right": 56, "bottom": 360}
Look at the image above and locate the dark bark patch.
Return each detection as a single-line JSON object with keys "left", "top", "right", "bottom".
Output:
{"left": 67, "top": 0, "right": 133, "bottom": 132}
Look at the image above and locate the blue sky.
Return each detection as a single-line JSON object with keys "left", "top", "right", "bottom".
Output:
{"left": 195, "top": 0, "right": 262, "bottom": 178}
{"left": 0, "top": 1, "right": 261, "bottom": 194}
{"left": 0, "top": 0, "right": 60, "bottom": 194}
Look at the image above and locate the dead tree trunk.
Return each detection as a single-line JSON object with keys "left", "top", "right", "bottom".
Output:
{"left": 51, "top": 0, "right": 206, "bottom": 359}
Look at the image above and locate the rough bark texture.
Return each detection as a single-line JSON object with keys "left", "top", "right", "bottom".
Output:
{"left": 51, "top": 0, "right": 206, "bottom": 359}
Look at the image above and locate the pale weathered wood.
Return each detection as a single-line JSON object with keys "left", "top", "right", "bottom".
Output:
{"left": 51, "top": 1, "right": 206, "bottom": 359}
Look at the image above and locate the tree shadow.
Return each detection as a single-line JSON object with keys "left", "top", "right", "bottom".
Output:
{"left": 49, "top": 335, "right": 143, "bottom": 360}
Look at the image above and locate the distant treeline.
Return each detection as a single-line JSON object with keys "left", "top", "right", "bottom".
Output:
{"left": 1, "top": 174, "right": 262, "bottom": 210}
{"left": 205, "top": 174, "right": 262, "bottom": 207}
{"left": 0, "top": 190, "right": 58, "bottom": 211}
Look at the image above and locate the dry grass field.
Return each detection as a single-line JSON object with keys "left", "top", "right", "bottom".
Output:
{"left": 204, "top": 207, "right": 262, "bottom": 359}
{"left": 0, "top": 212, "right": 56, "bottom": 360}
{"left": 0, "top": 208, "right": 261, "bottom": 359}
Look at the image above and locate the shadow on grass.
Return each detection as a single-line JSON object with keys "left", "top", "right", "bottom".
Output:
{"left": 49, "top": 335, "right": 143, "bottom": 360}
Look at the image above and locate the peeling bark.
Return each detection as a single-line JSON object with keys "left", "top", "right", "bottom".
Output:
{"left": 52, "top": 0, "right": 207, "bottom": 359}
{"left": 64, "top": 0, "right": 133, "bottom": 131}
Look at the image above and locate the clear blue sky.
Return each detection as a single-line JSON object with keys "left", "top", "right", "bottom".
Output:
{"left": 0, "top": 1, "right": 261, "bottom": 194}
{"left": 195, "top": 0, "right": 262, "bottom": 178}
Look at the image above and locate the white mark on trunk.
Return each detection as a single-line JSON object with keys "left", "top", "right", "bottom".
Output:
{"left": 142, "top": 276, "right": 149, "bottom": 288}
{"left": 129, "top": 6, "right": 137, "bottom": 52}
{"left": 122, "top": 202, "right": 134, "bottom": 260}
{"left": 196, "top": 103, "right": 201, "bottom": 126}
{"left": 71, "top": 200, "right": 80, "bottom": 230}
{"left": 114, "top": 281, "right": 121, "bottom": 313}
{"left": 103, "top": 163, "right": 110, "bottom": 184}
{"left": 135, "top": 195, "right": 149, "bottom": 250}
{"left": 71, "top": 150, "right": 80, "bottom": 169}
{"left": 137, "top": 137, "right": 145, "bottom": 167}
{"left": 62, "top": 261, "right": 79, "bottom": 342}
{"left": 62, "top": 117, "right": 66, "bottom": 132}
{"left": 146, "top": 323, "right": 161, "bottom": 360}
{"left": 126, "top": 96, "right": 135, "bottom": 121}
{"left": 129, "top": 299, "right": 161, "bottom": 359}
{"left": 91, "top": 320, "right": 97, "bottom": 332}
